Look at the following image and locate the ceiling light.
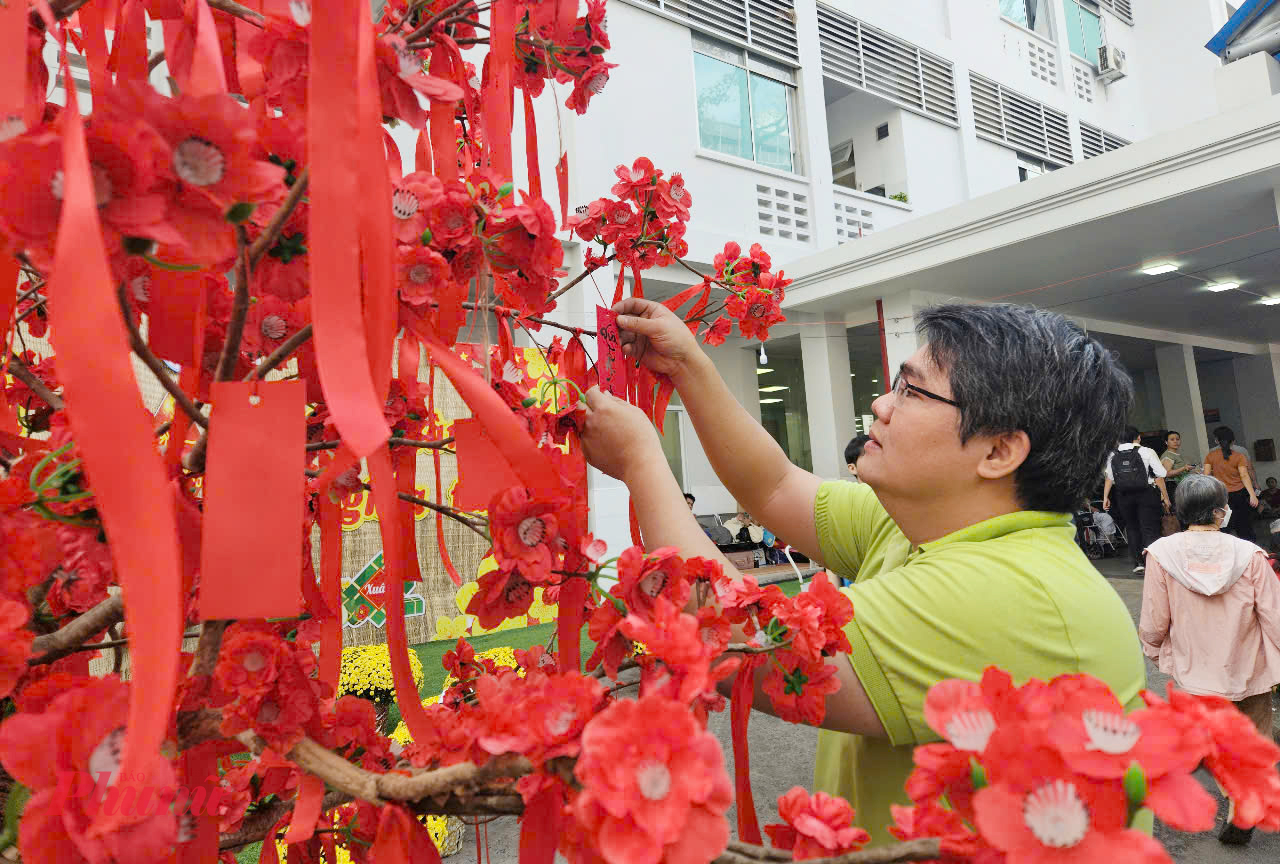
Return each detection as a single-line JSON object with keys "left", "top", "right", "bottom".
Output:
{"left": 759, "top": 386, "right": 789, "bottom": 393}
{"left": 1205, "top": 282, "right": 1239, "bottom": 292}
{"left": 759, "top": 398, "right": 784, "bottom": 404}
{"left": 1141, "top": 264, "right": 1178, "bottom": 276}
{"left": 756, "top": 368, "right": 773, "bottom": 375}
{"left": 1261, "top": 297, "right": 1280, "bottom": 306}
{"left": 871, "top": 379, "right": 879, "bottom": 384}
{"left": 850, "top": 373, "right": 856, "bottom": 377}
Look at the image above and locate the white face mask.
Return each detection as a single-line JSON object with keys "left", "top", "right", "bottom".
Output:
{"left": 1219, "top": 505, "right": 1232, "bottom": 528}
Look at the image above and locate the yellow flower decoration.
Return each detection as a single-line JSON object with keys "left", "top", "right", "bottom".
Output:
{"left": 527, "top": 587, "right": 557, "bottom": 623}
{"left": 454, "top": 580, "right": 481, "bottom": 616}
{"left": 273, "top": 808, "right": 459, "bottom": 859}
{"left": 433, "top": 614, "right": 471, "bottom": 641}
{"left": 337, "top": 645, "right": 424, "bottom": 703}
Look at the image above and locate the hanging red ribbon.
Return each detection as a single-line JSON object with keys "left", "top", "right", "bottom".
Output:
{"left": 368, "top": 446, "right": 434, "bottom": 743}
{"left": 518, "top": 782, "right": 564, "bottom": 864}
{"left": 283, "top": 774, "right": 326, "bottom": 845}
{"left": 428, "top": 45, "right": 458, "bottom": 184}
{"left": 49, "top": 61, "right": 184, "bottom": 832}
{"left": 76, "top": 2, "right": 111, "bottom": 96}
{"left": 415, "top": 129, "right": 432, "bottom": 175}
{"left": 176, "top": 744, "right": 219, "bottom": 864}
{"left": 611, "top": 267, "right": 626, "bottom": 307}
{"left": 309, "top": 0, "right": 392, "bottom": 458}
{"left": 356, "top": 0, "right": 397, "bottom": 402}
{"left": 0, "top": 0, "right": 25, "bottom": 128}
{"left": 485, "top": 0, "right": 516, "bottom": 179}
{"left": 731, "top": 661, "right": 764, "bottom": 844}
{"left": 108, "top": 0, "right": 148, "bottom": 85}
{"left": 427, "top": 366, "right": 462, "bottom": 587}
{"left": 318, "top": 494, "right": 343, "bottom": 689}
{"left": 556, "top": 154, "right": 569, "bottom": 230}
{"left": 523, "top": 89, "right": 542, "bottom": 200}
{"left": 0, "top": 256, "right": 18, "bottom": 436}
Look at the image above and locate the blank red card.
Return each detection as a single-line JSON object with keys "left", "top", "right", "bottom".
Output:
{"left": 596, "top": 306, "right": 627, "bottom": 397}
{"left": 451, "top": 417, "right": 521, "bottom": 511}
{"left": 199, "top": 380, "right": 305, "bottom": 620}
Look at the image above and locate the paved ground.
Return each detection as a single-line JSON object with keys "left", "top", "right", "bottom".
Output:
{"left": 451, "top": 552, "right": 1277, "bottom": 863}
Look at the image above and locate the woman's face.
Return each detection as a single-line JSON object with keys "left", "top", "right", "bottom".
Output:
{"left": 1167, "top": 433, "right": 1181, "bottom": 451}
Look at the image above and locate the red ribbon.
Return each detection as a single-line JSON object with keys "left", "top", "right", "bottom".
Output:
{"left": 108, "top": 0, "right": 148, "bottom": 84}
{"left": 318, "top": 493, "right": 343, "bottom": 689}
{"left": 77, "top": 2, "right": 111, "bottom": 96}
{"left": 519, "top": 783, "right": 564, "bottom": 864}
{"left": 523, "top": 89, "right": 542, "bottom": 200}
{"left": 429, "top": 45, "right": 458, "bottom": 184}
{"left": 309, "top": 0, "right": 392, "bottom": 458}
{"left": 0, "top": 0, "right": 25, "bottom": 126}
{"left": 50, "top": 61, "right": 184, "bottom": 832}
{"left": 731, "top": 662, "right": 763, "bottom": 844}
{"left": 415, "top": 129, "right": 432, "bottom": 174}
{"left": 427, "top": 365, "right": 462, "bottom": 586}
{"left": 283, "top": 774, "right": 326, "bottom": 844}
{"left": 0, "top": 256, "right": 18, "bottom": 436}
{"left": 356, "top": 0, "right": 397, "bottom": 403}
{"left": 369, "top": 446, "right": 434, "bottom": 743}
{"left": 176, "top": 743, "right": 218, "bottom": 864}
{"left": 485, "top": 0, "right": 516, "bottom": 178}
{"left": 611, "top": 267, "right": 626, "bottom": 307}
{"left": 556, "top": 154, "right": 569, "bottom": 229}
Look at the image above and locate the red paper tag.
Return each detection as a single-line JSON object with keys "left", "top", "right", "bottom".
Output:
{"left": 199, "top": 380, "right": 305, "bottom": 619}
{"left": 596, "top": 306, "right": 626, "bottom": 398}
{"left": 450, "top": 417, "right": 521, "bottom": 511}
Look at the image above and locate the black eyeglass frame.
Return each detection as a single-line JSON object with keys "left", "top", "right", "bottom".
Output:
{"left": 890, "top": 374, "right": 963, "bottom": 409}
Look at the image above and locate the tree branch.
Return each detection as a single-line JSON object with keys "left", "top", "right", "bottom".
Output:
{"left": 116, "top": 281, "right": 209, "bottom": 429}
{"left": 248, "top": 167, "right": 311, "bottom": 268}
{"left": 188, "top": 620, "right": 229, "bottom": 680}
{"left": 6, "top": 355, "right": 63, "bottom": 411}
{"left": 219, "top": 790, "right": 351, "bottom": 851}
{"left": 216, "top": 226, "right": 254, "bottom": 383}
{"left": 28, "top": 595, "right": 125, "bottom": 666}
{"left": 714, "top": 840, "right": 943, "bottom": 864}
{"left": 207, "top": 0, "right": 266, "bottom": 25}
{"left": 547, "top": 255, "right": 615, "bottom": 303}
{"left": 244, "top": 324, "right": 313, "bottom": 382}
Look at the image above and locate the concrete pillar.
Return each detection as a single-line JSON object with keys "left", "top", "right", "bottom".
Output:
{"left": 878, "top": 291, "right": 919, "bottom": 379}
{"left": 1232, "top": 347, "right": 1280, "bottom": 478}
{"left": 706, "top": 340, "right": 763, "bottom": 426}
{"left": 800, "top": 324, "right": 857, "bottom": 481}
{"left": 792, "top": 0, "right": 838, "bottom": 250}
{"left": 1155, "top": 344, "right": 1209, "bottom": 462}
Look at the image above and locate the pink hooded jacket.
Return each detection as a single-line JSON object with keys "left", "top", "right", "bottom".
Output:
{"left": 1139, "top": 530, "right": 1280, "bottom": 700}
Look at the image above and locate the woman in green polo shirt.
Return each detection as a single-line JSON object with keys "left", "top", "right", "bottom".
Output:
{"left": 1160, "top": 430, "right": 1196, "bottom": 497}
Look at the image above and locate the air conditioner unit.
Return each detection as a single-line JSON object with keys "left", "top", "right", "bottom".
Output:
{"left": 1096, "top": 45, "right": 1127, "bottom": 82}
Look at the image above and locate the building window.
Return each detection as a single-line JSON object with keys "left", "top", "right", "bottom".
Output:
{"left": 1063, "top": 0, "right": 1104, "bottom": 64}
{"left": 1000, "top": 0, "right": 1052, "bottom": 39}
{"left": 693, "top": 35, "right": 797, "bottom": 173}
{"left": 1017, "top": 153, "right": 1057, "bottom": 181}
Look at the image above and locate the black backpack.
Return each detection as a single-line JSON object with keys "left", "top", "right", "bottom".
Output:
{"left": 1111, "top": 448, "right": 1150, "bottom": 493}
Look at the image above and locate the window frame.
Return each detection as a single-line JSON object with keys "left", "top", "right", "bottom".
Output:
{"left": 999, "top": 0, "right": 1053, "bottom": 40}
{"left": 692, "top": 34, "right": 800, "bottom": 174}
{"left": 1063, "top": 0, "right": 1105, "bottom": 65}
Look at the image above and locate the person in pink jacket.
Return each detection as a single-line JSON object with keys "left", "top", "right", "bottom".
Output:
{"left": 1140, "top": 472, "right": 1280, "bottom": 846}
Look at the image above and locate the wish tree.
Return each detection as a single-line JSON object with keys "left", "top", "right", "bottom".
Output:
{"left": 0, "top": 1, "right": 1279, "bottom": 863}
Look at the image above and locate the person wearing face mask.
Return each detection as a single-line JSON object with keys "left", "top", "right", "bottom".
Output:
{"left": 1139, "top": 473, "right": 1280, "bottom": 847}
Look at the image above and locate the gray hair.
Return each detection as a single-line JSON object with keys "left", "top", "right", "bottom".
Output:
{"left": 1175, "top": 474, "right": 1229, "bottom": 526}
{"left": 916, "top": 304, "right": 1132, "bottom": 513}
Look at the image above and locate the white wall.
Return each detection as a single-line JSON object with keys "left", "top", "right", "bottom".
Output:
{"left": 898, "top": 111, "right": 967, "bottom": 214}
{"left": 1232, "top": 351, "right": 1280, "bottom": 479}
{"left": 825, "top": 91, "right": 908, "bottom": 197}
{"left": 1131, "top": 367, "right": 1166, "bottom": 432}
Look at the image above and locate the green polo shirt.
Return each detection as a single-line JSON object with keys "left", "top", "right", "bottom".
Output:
{"left": 811, "top": 481, "right": 1146, "bottom": 847}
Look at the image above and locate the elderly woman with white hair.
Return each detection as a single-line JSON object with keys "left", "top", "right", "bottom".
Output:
{"left": 1140, "top": 473, "right": 1280, "bottom": 846}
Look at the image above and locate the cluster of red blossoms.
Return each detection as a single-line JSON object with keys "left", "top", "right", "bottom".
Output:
{"left": 888, "top": 667, "right": 1280, "bottom": 863}
{"left": 568, "top": 157, "right": 694, "bottom": 273}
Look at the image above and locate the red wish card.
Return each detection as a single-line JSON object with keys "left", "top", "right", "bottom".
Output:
{"left": 199, "top": 380, "right": 305, "bottom": 620}
{"left": 596, "top": 306, "right": 627, "bottom": 398}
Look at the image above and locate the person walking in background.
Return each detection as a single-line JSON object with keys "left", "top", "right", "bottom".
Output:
{"left": 1203, "top": 426, "right": 1260, "bottom": 542}
{"left": 1160, "top": 430, "right": 1196, "bottom": 497}
{"left": 1103, "top": 425, "right": 1171, "bottom": 574}
{"left": 1139, "top": 474, "right": 1280, "bottom": 846}
{"left": 844, "top": 434, "right": 870, "bottom": 482}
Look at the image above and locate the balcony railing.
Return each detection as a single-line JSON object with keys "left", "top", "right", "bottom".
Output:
{"left": 832, "top": 187, "right": 912, "bottom": 244}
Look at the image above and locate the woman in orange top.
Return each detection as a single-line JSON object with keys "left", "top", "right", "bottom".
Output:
{"left": 1203, "top": 426, "right": 1260, "bottom": 542}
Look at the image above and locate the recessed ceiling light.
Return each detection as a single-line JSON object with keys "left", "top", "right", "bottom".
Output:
{"left": 756, "top": 368, "right": 773, "bottom": 375}
{"left": 759, "top": 385, "right": 789, "bottom": 393}
{"left": 871, "top": 379, "right": 880, "bottom": 384}
{"left": 759, "top": 398, "right": 784, "bottom": 404}
{"left": 850, "top": 373, "right": 856, "bottom": 377}
{"left": 1205, "top": 282, "right": 1239, "bottom": 292}
{"left": 1261, "top": 297, "right": 1280, "bottom": 306}
{"left": 1141, "top": 264, "right": 1178, "bottom": 276}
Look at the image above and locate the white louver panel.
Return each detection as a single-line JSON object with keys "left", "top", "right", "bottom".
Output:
{"left": 636, "top": 0, "right": 798, "bottom": 65}
{"left": 756, "top": 183, "right": 811, "bottom": 243}
{"left": 1080, "top": 121, "right": 1130, "bottom": 158}
{"left": 817, "top": 4, "right": 958, "bottom": 126}
{"left": 1097, "top": 0, "right": 1133, "bottom": 24}
{"left": 969, "top": 73, "right": 1072, "bottom": 166}
{"left": 1072, "top": 63, "right": 1094, "bottom": 103}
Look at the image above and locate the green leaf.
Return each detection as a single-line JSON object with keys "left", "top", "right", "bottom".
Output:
{"left": 497, "top": 182, "right": 515, "bottom": 200}
{"left": 969, "top": 758, "right": 988, "bottom": 791}
{"left": 225, "top": 202, "right": 257, "bottom": 224}
{"left": 420, "top": 228, "right": 433, "bottom": 246}
{"left": 0, "top": 781, "right": 31, "bottom": 851}
{"left": 1123, "top": 760, "right": 1147, "bottom": 806}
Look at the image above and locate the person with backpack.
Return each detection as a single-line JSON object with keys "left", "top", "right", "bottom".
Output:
{"left": 1103, "top": 425, "right": 1172, "bottom": 573}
